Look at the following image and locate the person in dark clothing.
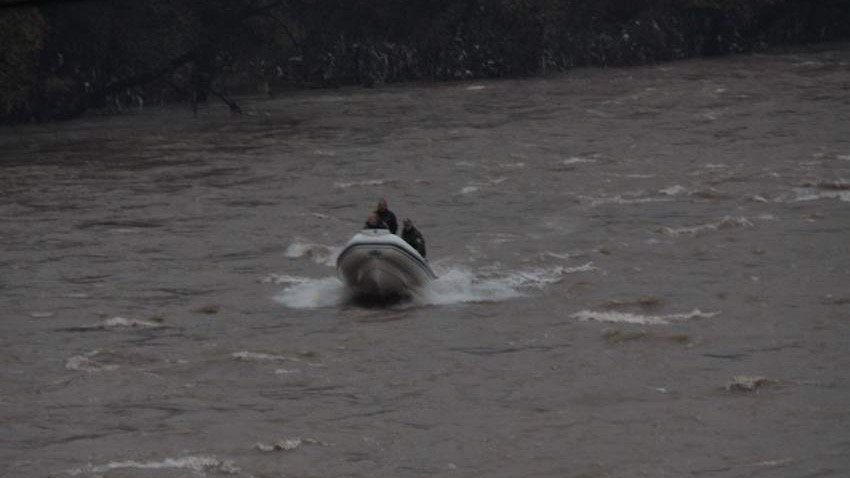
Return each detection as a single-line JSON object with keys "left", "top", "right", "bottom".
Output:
{"left": 364, "top": 213, "right": 387, "bottom": 229}
{"left": 401, "top": 218, "right": 426, "bottom": 258}
{"left": 375, "top": 198, "right": 398, "bottom": 234}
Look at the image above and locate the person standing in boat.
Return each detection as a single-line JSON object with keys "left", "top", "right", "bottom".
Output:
{"left": 375, "top": 198, "right": 398, "bottom": 234}
{"left": 364, "top": 213, "right": 388, "bottom": 229}
{"left": 401, "top": 218, "right": 427, "bottom": 258}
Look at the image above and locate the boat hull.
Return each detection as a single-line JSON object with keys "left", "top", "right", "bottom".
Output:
{"left": 336, "top": 229, "right": 436, "bottom": 298}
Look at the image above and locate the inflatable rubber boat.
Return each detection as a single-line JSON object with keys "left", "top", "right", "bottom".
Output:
{"left": 336, "top": 229, "right": 437, "bottom": 298}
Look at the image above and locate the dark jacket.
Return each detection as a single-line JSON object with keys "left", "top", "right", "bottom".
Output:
{"left": 364, "top": 218, "right": 388, "bottom": 229}
{"left": 376, "top": 209, "right": 398, "bottom": 234}
{"left": 401, "top": 226, "right": 426, "bottom": 258}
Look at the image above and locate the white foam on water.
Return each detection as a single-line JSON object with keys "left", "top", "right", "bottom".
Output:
{"left": 67, "top": 455, "right": 239, "bottom": 476}
{"left": 263, "top": 273, "right": 311, "bottom": 285}
{"left": 561, "top": 156, "right": 598, "bottom": 165}
{"left": 659, "top": 185, "right": 688, "bottom": 196}
{"left": 498, "top": 263, "right": 598, "bottom": 289}
{"left": 65, "top": 351, "right": 118, "bottom": 373}
{"left": 273, "top": 262, "right": 596, "bottom": 309}
{"left": 29, "top": 311, "right": 55, "bottom": 318}
{"left": 253, "top": 437, "right": 325, "bottom": 452}
{"left": 660, "top": 216, "right": 754, "bottom": 236}
{"left": 274, "top": 276, "right": 350, "bottom": 309}
{"left": 104, "top": 317, "right": 161, "bottom": 328}
{"left": 466, "top": 85, "right": 486, "bottom": 91}
{"left": 792, "top": 187, "right": 850, "bottom": 202}
{"left": 460, "top": 177, "right": 508, "bottom": 194}
{"left": 274, "top": 368, "right": 301, "bottom": 375}
{"left": 418, "top": 263, "right": 597, "bottom": 305}
{"left": 254, "top": 438, "right": 302, "bottom": 452}
{"left": 333, "top": 179, "right": 393, "bottom": 189}
{"left": 232, "top": 351, "right": 295, "bottom": 362}
{"left": 837, "top": 154, "right": 850, "bottom": 161}
{"left": 571, "top": 309, "right": 720, "bottom": 325}
{"left": 417, "top": 268, "right": 523, "bottom": 305}
{"left": 582, "top": 193, "right": 673, "bottom": 207}
{"left": 284, "top": 241, "right": 338, "bottom": 266}
{"left": 76, "top": 317, "right": 162, "bottom": 330}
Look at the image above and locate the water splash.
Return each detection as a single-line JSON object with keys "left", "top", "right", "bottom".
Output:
{"left": 284, "top": 241, "right": 338, "bottom": 266}
{"left": 415, "top": 267, "right": 524, "bottom": 305}
{"left": 274, "top": 276, "right": 351, "bottom": 309}
{"left": 273, "top": 263, "right": 597, "bottom": 309}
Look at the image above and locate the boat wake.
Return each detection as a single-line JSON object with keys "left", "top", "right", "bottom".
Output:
{"left": 271, "top": 262, "right": 596, "bottom": 309}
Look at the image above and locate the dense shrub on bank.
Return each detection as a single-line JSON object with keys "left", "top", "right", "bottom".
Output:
{"left": 1, "top": 0, "right": 848, "bottom": 123}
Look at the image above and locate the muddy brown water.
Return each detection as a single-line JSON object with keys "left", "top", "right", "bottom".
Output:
{"left": 2, "top": 46, "right": 850, "bottom": 477}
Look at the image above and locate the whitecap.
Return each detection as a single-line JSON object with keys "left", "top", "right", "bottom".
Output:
{"left": 29, "top": 311, "right": 55, "bottom": 319}
{"left": 582, "top": 194, "right": 673, "bottom": 207}
{"left": 837, "top": 154, "right": 850, "bottom": 161}
{"left": 571, "top": 309, "right": 720, "bottom": 325}
{"left": 65, "top": 351, "right": 118, "bottom": 373}
{"left": 274, "top": 368, "right": 301, "bottom": 375}
{"left": 561, "top": 156, "right": 598, "bottom": 165}
{"left": 466, "top": 85, "right": 486, "bottom": 91}
{"left": 253, "top": 437, "right": 325, "bottom": 452}
{"left": 792, "top": 187, "right": 850, "bottom": 202}
{"left": 460, "top": 177, "right": 508, "bottom": 194}
{"left": 659, "top": 216, "right": 754, "bottom": 236}
{"left": 75, "top": 317, "right": 162, "bottom": 330}
{"left": 334, "top": 179, "right": 392, "bottom": 189}
{"left": 232, "top": 351, "right": 294, "bottom": 362}
{"left": 68, "top": 455, "right": 239, "bottom": 476}
{"left": 659, "top": 185, "right": 688, "bottom": 196}
{"left": 103, "top": 317, "right": 161, "bottom": 328}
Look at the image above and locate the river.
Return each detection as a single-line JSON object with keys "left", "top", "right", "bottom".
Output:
{"left": 2, "top": 45, "right": 849, "bottom": 478}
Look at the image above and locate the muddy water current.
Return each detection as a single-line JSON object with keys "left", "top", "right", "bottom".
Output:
{"left": 2, "top": 47, "right": 850, "bottom": 478}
